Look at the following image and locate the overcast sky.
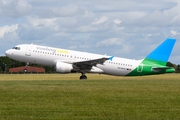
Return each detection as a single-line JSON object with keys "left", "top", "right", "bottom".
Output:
{"left": 1, "top": 0, "right": 180, "bottom": 64}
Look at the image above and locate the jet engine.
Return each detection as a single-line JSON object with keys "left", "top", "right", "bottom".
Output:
{"left": 55, "top": 62, "right": 73, "bottom": 73}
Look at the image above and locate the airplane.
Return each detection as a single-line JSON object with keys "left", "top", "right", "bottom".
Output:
{"left": 5, "top": 38, "right": 176, "bottom": 79}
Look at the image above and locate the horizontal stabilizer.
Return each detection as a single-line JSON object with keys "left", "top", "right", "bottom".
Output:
{"left": 152, "top": 67, "right": 174, "bottom": 72}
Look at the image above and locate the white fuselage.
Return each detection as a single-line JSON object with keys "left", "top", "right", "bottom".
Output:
{"left": 5, "top": 44, "right": 143, "bottom": 76}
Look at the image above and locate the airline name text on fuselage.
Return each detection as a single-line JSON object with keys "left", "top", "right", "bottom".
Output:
{"left": 36, "top": 47, "right": 69, "bottom": 54}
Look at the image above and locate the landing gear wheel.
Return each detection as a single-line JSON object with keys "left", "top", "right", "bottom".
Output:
{"left": 80, "top": 72, "right": 87, "bottom": 80}
{"left": 24, "top": 69, "right": 27, "bottom": 72}
{"left": 80, "top": 75, "right": 87, "bottom": 80}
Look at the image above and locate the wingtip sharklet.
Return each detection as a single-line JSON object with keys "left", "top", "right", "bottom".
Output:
{"left": 109, "top": 56, "right": 114, "bottom": 61}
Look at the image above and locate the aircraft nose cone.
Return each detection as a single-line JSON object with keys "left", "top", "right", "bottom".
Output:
{"left": 5, "top": 50, "right": 10, "bottom": 57}
{"left": 5, "top": 50, "right": 7, "bottom": 56}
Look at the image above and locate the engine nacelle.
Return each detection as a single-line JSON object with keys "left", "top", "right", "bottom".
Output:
{"left": 55, "top": 62, "right": 73, "bottom": 73}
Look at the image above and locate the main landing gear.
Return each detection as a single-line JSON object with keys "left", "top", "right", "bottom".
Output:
{"left": 80, "top": 72, "right": 87, "bottom": 80}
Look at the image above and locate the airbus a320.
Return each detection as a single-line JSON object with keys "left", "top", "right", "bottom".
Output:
{"left": 5, "top": 38, "right": 176, "bottom": 79}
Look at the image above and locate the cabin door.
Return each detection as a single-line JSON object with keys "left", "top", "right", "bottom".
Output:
{"left": 25, "top": 45, "right": 32, "bottom": 56}
{"left": 137, "top": 63, "right": 143, "bottom": 72}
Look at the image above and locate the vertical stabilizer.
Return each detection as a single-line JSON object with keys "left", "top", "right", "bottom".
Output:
{"left": 127, "top": 38, "right": 176, "bottom": 76}
{"left": 146, "top": 38, "right": 176, "bottom": 62}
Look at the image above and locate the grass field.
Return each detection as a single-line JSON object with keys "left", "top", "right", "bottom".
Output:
{"left": 0, "top": 73, "right": 180, "bottom": 120}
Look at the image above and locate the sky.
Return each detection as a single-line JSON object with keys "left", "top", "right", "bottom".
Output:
{"left": 0, "top": 0, "right": 180, "bottom": 64}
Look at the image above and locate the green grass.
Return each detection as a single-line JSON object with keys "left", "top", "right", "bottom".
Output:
{"left": 0, "top": 73, "right": 180, "bottom": 120}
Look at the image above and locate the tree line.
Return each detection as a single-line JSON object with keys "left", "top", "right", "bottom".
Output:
{"left": 0, "top": 56, "right": 180, "bottom": 73}
{"left": 0, "top": 56, "right": 54, "bottom": 73}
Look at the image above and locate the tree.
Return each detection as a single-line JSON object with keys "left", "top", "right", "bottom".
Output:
{"left": 0, "top": 56, "right": 55, "bottom": 73}
{"left": 166, "top": 62, "right": 174, "bottom": 67}
{"left": 0, "top": 66, "right": 2, "bottom": 73}
{"left": 167, "top": 62, "right": 178, "bottom": 72}
{"left": 177, "top": 64, "right": 180, "bottom": 73}
{"left": 0, "top": 56, "right": 13, "bottom": 72}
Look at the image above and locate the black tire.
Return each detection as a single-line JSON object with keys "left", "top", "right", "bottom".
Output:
{"left": 80, "top": 76, "right": 83, "bottom": 79}
{"left": 83, "top": 75, "right": 87, "bottom": 79}
{"left": 80, "top": 75, "right": 87, "bottom": 80}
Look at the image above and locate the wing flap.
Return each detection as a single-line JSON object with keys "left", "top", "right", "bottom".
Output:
{"left": 73, "top": 56, "right": 113, "bottom": 70}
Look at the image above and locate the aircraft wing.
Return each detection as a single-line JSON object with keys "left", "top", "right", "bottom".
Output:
{"left": 72, "top": 56, "right": 114, "bottom": 70}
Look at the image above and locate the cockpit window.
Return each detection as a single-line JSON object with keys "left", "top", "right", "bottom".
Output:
{"left": 12, "top": 47, "right": 20, "bottom": 50}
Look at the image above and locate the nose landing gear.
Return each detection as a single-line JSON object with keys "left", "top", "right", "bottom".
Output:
{"left": 24, "top": 62, "right": 29, "bottom": 72}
